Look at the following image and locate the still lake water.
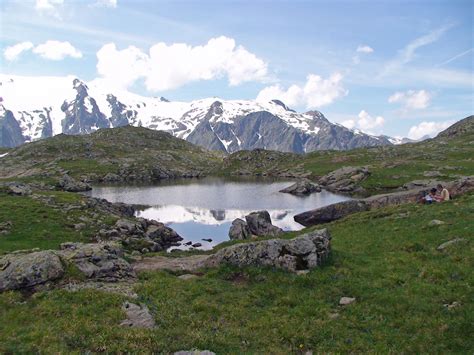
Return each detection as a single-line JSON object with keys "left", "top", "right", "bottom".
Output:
{"left": 85, "top": 177, "right": 349, "bottom": 250}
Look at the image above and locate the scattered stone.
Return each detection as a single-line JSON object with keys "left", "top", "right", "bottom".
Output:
{"left": 202, "top": 238, "right": 213, "bottom": 242}
{"left": 229, "top": 218, "right": 251, "bottom": 240}
{"left": 74, "top": 223, "right": 86, "bottom": 231}
{"left": 444, "top": 301, "right": 461, "bottom": 310}
{"left": 184, "top": 241, "right": 193, "bottom": 246}
{"left": 423, "top": 171, "right": 442, "bottom": 177}
{"left": 174, "top": 351, "right": 215, "bottom": 355}
{"left": 279, "top": 178, "right": 321, "bottom": 196}
{"left": 245, "top": 210, "right": 283, "bottom": 237}
{"left": 437, "top": 238, "right": 467, "bottom": 251}
{"left": 339, "top": 297, "right": 356, "bottom": 306}
{"left": 178, "top": 274, "right": 198, "bottom": 281}
{"left": 0, "top": 251, "right": 64, "bottom": 292}
{"left": 328, "top": 313, "right": 340, "bottom": 319}
{"left": 64, "top": 281, "right": 138, "bottom": 298}
{"left": 206, "top": 229, "right": 331, "bottom": 272}
{"left": 0, "top": 221, "right": 12, "bottom": 235}
{"left": 120, "top": 301, "right": 155, "bottom": 328}
{"left": 296, "top": 270, "right": 309, "bottom": 276}
{"left": 6, "top": 183, "right": 32, "bottom": 196}
{"left": 429, "top": 219, "right": 445, "bottom": 226}
{"left": 58, "top": 174, "right": 92, "bottom": 192}
{"left": 294, "top": 200, "right": 369, "bottom": 227}
{"left": 102, "top": 172, "right": 122, "bottom": 182}
{"left": 192, "top": 243, "right": 202, "bottom": 248}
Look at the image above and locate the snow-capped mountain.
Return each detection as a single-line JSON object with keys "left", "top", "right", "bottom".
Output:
{"left": 0, "top": 74, "right": 393, "bottom": 151}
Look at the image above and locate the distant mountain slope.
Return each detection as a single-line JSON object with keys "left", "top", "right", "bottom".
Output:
{"left": 436, "top": 115, "right": 474, "bottom": 139}
{"left": 0, "top": 74, "right": 392, "bottom": 152}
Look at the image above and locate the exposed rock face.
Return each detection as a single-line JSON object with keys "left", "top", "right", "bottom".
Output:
{"left": 318, "top": 166, "right": 370, "bottom": 193}
{"left": 294, "top": 200, "right": 370, "bottom": 226}
{"left": 58, "top": 174, "right": 92, "bottom": 192}
{"left": 107, "top": 94, "right": 137, "bottom": 128}
{"left": 228, "top": 218, "right": 251, "bottom": 240}
{"left": 436, "top": 115, "right": 473, "bottom": 139}
{"left": 59, "top": 242, "right": 135, "bottom": 282}
{"left": 6, "top": 182, "right": 32, "bottom": 195}
{"left": 0, "top": 251, "right": 64, "bottom": 292}
{"left": 99, "top": 218, "right": 183, "bottom": 252}
{"left": 0, "top": 106, "right": 25, "bottom": 148}
{"left": 279, "top": 178, "right": 321, "bottom": 196}
{"left": 245, "top": 211, "right": 283, "bottom": 237}
{"left": 61, "top": 79, "right": 110, "bottom": 135}
{"left": 206, "top": 229, "right": 331, "bottom": 272}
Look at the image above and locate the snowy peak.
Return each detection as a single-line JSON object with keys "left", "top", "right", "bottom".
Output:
{"left": 0, "top": 74, "right": 394, "bottom": 152}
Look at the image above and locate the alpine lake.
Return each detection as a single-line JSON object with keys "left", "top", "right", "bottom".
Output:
{"left": 84, "top": 177, "right": 350, "bottom": 250}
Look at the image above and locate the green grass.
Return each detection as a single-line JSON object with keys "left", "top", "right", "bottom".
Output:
{"left": 0, "top": 191, "right": 113, "bottom": 254}
{"left": 1, "top": 193, "right": 472, "bottom": 352}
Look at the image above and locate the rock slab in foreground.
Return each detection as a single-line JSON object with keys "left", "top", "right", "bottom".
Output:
{"left": 279, "top": 178, "right": 321, "bottom": 196}
{"left": 206, "top": 229, "right": 331, "bottom": 272}
{"left": 120, "top": 301, "right": 155, "bottom": 328}
{"left": 0, "top": 251, "right": 64, "bottom": 292}
{"left": 294, "top": 200, "right": 369, "bottom": 227}
{"left": 229, "top": 210, "right": 282, "bottom": 240}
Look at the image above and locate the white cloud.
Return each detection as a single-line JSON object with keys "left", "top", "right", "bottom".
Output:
{"left": 93, "top": 0, "right": 117, "bottom": 8}
{"left": 357, "top": 45, "right": 374, "bottom": 53}
{"left": 340, "top": 110, "right": 385, "bottom": 134}
{"left": 32, "top": 40, "right": 82, "bottom": 60}
{"left": 35, "top": 0, "right": 63, "bottom": 10}
{"left": 388, "top": 89, "right": 432, "bottom": 109}
{"left": 407, "top": 120, "right": 454, "bottom": 140}
{"left": 4, "top": 42, "right": 34, "bottom": 61}
{"left": 95, "top": 36, "right": 268, "bottom": 91}
{"left": 256, "top": 73, "right": 347, "bottom": 109}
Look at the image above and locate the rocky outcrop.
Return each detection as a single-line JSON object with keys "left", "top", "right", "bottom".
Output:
{"left": 120, "top": 301, "right": 155, "bottom": 328}
{"left": 279, "top": 178, "right": 321, "bottom": 196}
{"left": 228, "top": 211, "right": 282, "bottom": 240}
{"left": 6, "top": 182, "right": 32, "bottom": 195}
{"left": 294, "top": 176, "right": 474, "bottom": 227}
{"left": 59, "top": 242, "right": 135, "bottom": 282}
{"left": 294, "top": 200, "right": 369, "bottom": 226}
{"left": 0, "top": 251, "right": 64, "bottom": 292}
{"left": 318, "top": 166, "right": 370, "bottom": 194}
{"left": 228, "top": 218, "right": 251, "bottom": 240}
{"left": 0, "top": 106, "right": 25, "bottom": 148}
{"left": 0, "top": 242, "right": 135, "bottom": 292}
{"left": 98, "top": 218, "right": 183, "bottom": 253}
{"left": 245, "top": 211, "right": 283, "bottom": 237}
{"left": 58, "top": 174, "right": 92, "bottom": 192}
{"left": 206, "top": 229, "right": 331, "bottom": 272}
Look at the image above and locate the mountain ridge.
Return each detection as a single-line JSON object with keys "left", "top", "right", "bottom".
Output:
{"left": 2, "top": 74, "right": 395, "bottom": 151}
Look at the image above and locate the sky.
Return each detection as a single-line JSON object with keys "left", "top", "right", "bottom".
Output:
{"left": 0, "top": 0, "right": 473, "bottom": 139}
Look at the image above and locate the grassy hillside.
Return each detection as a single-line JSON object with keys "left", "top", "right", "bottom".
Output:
{"left": 1, "top": 193, "right": 472, "bottom": 353}
{"left": 0, "top": 126, "right": 223, "bottom": 182}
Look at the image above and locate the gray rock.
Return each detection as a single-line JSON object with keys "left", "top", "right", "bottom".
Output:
{"left": 245, "top": 210, "right": 283, "bottom": 237}
{"left": 192, "top": 243, "right": 202, "bottom": 248}
{"left": 206, "top": 229, "right": 331, "bottom": 272}
{"left": 339, "top": 297, "right": 356, "bottom": 305}
{"left": 120, "top": 301, "right": 155, "bottom": 328}
{"left": 7, "top": 183, "right": 32, "bottom": 196}
{"left": 279, "top": 178, "right": 321, "bottom": 196}
{"left": 437, "top": 238, "right": 467, "bottom": 251}
{"left": 178, "top": 274, "right": 198, "bottom": 280}
{"left": 229, "top": 218, "right": 251, "bottom": 240}
{"left": 428, "top": 219, "right": 445, "bottom": 226}
{"left": 319, "top": 166, "right": 370, "bottom": 193}
{"left": 102, "top": 172, "right": 122, "bottom": 182}
{"left": 59, "top": 242, "right": 135, "bottom": 281}
{"left": 0, "top": 251, "right": 64, "bottom": 292}
{"left": 294, "top": 200, "right": 370, "bottom": 227}
{"left": 58, "top": 174, "right": 92, "bottom": 192}
{"left": 423, "top": 171, "right": 442, "bottom": 177}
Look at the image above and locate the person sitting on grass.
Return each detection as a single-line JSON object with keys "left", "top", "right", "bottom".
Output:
{"left": 436, "top": 184, "right": 450, "bottom": 202}
{"left": 420, "top": 189, "right": 437, "bottom": 204}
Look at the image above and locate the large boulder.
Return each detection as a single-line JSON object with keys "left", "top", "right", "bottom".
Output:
{"left": 59, "top": 242, "right": 135, "bottom": 281}
{"left": 206, "top": 229, "right": 331, "bottom": 272}
{"left": 279, "top": 178, "right": 321, "bottom": 196}
{"left": 245, "top": 211, "right": 283, "bottom": 237}
{"left": 294, "top": 200, "right": 369, "bottom": 227}
{"left": 58, "top": 174, "right": 92, "bottom": 192}
{"left": 6, "top": 182, "right": 32, "bottom": 196}
{"left": 319, "top": 166, "right": 370, "bottom": 193}
{"left": 0, "top": 251, "right": 64, "bottom": 292}
{"left": 228, "top": 218, "right": 251, "bottom": 240}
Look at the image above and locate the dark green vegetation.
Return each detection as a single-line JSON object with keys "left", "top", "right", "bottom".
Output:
{"left": 0, "top": 116, "right": 472, "bottom": 352}
{"left": 1, "top": 194, "right": 472, "bottom": 353}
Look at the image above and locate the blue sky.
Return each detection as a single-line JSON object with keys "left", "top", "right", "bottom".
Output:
{"left": 1, "top": 0, "right": 473, "bottom": 138}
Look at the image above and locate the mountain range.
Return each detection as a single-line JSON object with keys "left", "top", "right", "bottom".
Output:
{"left": 0, "top": 74, "right": 400, "bottom": 151}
